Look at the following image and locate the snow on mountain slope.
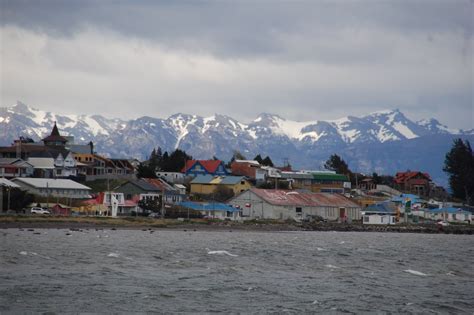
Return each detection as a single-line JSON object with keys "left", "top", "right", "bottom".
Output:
{"left": 0, "top": 101, "right": 464, "bottom": 158}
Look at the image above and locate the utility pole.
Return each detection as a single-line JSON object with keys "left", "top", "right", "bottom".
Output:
{"left": 0, "top": 185, "right": 3, "bottom": 212}
{"left": 7, "top": 187, "right": 11, "bottom": 211}
{"left": 161, "top": 188, "right": 166, "bottom": 219}
{"left": 46, "top": 182, "right": 50, "bottom": 210}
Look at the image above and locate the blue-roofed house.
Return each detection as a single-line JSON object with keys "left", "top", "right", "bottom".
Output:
{"left": 178, "top": 201, "right": 241, "bottom": 220}
{"left": 425, "top": 207, "right": 472, "bottom": 223}
{"left": 362, "top": 202, "right": 398, "bottom": 225}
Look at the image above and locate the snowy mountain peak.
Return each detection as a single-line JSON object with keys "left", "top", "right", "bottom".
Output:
{"left": 0, "top": 101, "right": 464, "bottom": 159}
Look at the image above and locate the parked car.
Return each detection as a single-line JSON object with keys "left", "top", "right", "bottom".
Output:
{"left": 436, "top": 220, "right": 449, "bottom": 226}
{"left": 31, "top": 207, "right": 51, "bottom": 215}
{"left": 148, "top": 212, "right": 161, "bottom": 218}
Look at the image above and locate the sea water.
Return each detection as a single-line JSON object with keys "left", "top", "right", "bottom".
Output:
{"left": 0, "top": 229, "right": 473, "bottom": 313}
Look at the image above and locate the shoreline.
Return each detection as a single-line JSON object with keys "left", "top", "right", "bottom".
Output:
{"left": 0, "top": 216, "right": 473, "bottom": 234}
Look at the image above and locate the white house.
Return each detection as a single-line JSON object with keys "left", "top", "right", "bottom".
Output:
{"left": 178, "top": 201, "right": 241, "bottom": 220}
{"left": 53, "top": 151, "right": 77, "bottom": 177}
{"left": 229, "top": 188, "right": 361, "bottom": 221}
{"left": 362, "top": 202, "right": 398, "bottom": 225}
{"left": 426, "top": 207, "right": 472, "bottom": 223}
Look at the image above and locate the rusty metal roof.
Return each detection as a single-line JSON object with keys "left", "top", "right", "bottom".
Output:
{"left": 250, "top": 188, "right": 360, "bottom": 208}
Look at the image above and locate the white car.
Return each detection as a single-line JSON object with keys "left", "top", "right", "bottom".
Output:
{"left": 31, "top": 207, "right": 51, "bottom": 215}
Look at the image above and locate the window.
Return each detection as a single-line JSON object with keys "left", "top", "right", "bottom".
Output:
{"left": 364, "top": 216, "right": 369, "bottom": 222}
{"left": 296, "top": 207, "right": 302, "bottom": 213}
{"left": 241, "top": 181, "right": 245, "bottom": 185}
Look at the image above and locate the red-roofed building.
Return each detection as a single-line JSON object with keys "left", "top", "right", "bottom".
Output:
{"left": 229, "top": 188, "right": 361, "bottom": 221}
{"left": 394, "top": 171, "right": 431, "bottom": 197}
{"left": 182, "top": 160, "right": 228, "bottom": 176}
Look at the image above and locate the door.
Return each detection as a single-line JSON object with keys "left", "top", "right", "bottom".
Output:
{"left": 339, "top": 208, "right": 346, "bottom": 220}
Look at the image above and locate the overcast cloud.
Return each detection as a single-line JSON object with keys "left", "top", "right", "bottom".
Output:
{"left": 1, "top": 0, "right": 472, "bottom": 128}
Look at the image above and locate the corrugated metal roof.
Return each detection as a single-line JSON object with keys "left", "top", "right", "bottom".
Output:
{"left": 312, "top": 173, "right": 349, "bottom": 181}
{"left": 190, "top": 174, "right": 216, "bottom": 184}
{"left": 179, "top": 201, "right": 239, "bottom": 212}
{"left": 219, "top": 176, "right": 245, "bottom": 185}
{"left": 27, "top": 157, "right": 56, "bottom": 169}
{"left": 0, "top": 178, "right": 20, "bottom": 188}
{"left": 250, "top": 188, "right": 360, "bottom": 208}
{"left": 12, "top": 178, "right": 91, "bottom": 190}
{"left": 364, "top": 202, "right": 398, "bottom": 214}
{"left": 429, "top": 207, "right": 470, "bottom": 214}
{"left": 191, "top": 175, "right": 246, "bottom": 185}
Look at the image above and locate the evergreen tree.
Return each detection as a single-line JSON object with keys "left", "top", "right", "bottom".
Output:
{"left": 324, "top": 154, "right": 351, "bottom": 175}
{"left": 161, "top": 149, "right": 192, "bottom": 172}
{"left": 372, "top": 172, "right": 381, "bottom": 185}
{"left": 137, "top": 162, "right": 157, "bottom": 178}
{"left": 232, "top": 150, "right": 246, "bottom": 160}
{"left": 443, "top": 139, "right": 474, "bottom": 205}
{"left": 262, "top": 156, "right": 274, "bottom": 167}
{"left": 254, "top": 154, "right": 263, "bottom": 164}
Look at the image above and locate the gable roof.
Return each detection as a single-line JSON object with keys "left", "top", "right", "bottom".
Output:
{"left": 118, "top": 179, "right": 161, "bottom": 192}
{"left": 182, "top": 160, "right": 225, "bottom": 174}
{"left": 27, "top": 157, "right": 56, "bottom": 169}
{"left": 395, "top": 171, "right": 431, "bottom": 184}
{"left": 142, "top": 177, "right": 176, "bottom": 192}
{"left": 248, "top": 188, "right": 361, "bottom": 208}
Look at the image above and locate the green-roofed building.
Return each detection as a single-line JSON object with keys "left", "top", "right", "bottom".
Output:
{"left": 281, "top": 171, "right": 350, "bottom": 193}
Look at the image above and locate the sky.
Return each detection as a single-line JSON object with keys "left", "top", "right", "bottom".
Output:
{"left": 0, "top": 0, "right": 473, "bottom": 129}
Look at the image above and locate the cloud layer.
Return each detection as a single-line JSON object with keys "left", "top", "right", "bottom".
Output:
{"left": 1, "top": 1, "right": 472, "bottom": 128}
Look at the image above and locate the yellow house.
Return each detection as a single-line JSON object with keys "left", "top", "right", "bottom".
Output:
{"left": 190, "top": 175, "right": 251, "bottom": 195}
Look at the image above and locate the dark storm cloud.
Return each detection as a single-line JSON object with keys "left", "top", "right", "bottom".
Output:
{"left": 2, "top": 0, "right": 471, "bottom": 59}
{"left": 0, "top": 0, "right": 472, "bottom": 128}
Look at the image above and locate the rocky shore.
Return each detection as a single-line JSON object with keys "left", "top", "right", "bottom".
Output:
{"left": 0, "top": 215, "right": 473, "bottom": 234}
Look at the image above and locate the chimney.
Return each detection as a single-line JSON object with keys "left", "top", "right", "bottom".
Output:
{"left": 89, "top": 141, "right": 94, "bottom": 154}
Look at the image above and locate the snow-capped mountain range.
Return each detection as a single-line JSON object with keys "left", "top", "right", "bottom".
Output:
{"left": 1, "top": 101, "right": 472, "bottom": 185}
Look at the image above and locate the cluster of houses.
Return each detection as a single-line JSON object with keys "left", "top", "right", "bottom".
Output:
{"left": 0, "top": 122, "right": 471, "bottom": 225}
{"left": 0, "top": 123, "right": 136, "bottom": 181}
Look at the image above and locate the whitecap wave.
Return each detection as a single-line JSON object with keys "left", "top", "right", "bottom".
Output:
{"left": 325, "top": 264, "right": 339, "bottom": 269}
{"left": 107, "top": 253, "right": 120, "bottom": 258}
{"left": 207, "top": 250, "right": 238, "bottom": 257}
{"left": 404, "top": 269, "right": 428, "bottom": 276}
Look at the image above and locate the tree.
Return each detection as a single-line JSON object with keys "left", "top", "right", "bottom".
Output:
{"left": 2, "top": 188, "right": 34, "bottom": 212}
{"left": 213, "top": 186, "right": 235, "bottom": 202}
{"left": 253, "top": 154, "right": 263, "bottom": 164}
{"left": 137, "top": 162, "right": 157, "bottom": 178}
{"left": 443, "top": 139, "right": 474, "bottom": 205}
{"left": 324, "top": 154, "right": 351, "bottom": 175}
{"left": 161, "top": 149, "right": 192, "bottom": 172}
{"left": 227, "top": 151, "right": 247, "bottom": 168}
{"left": 372, "top": 172, "right": 381, "bottom": 185}
{"left": 262, "top": 156, "right": 274, "bottom": 167}
{"left": 138, "top": 197, "right": 161, "bottom": 214}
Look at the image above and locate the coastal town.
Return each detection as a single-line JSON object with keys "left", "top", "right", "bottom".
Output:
{"left": 0, "top": 122, "right": 472, "bottom": 230}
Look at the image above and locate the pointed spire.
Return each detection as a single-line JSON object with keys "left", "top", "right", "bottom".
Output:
{"left": 51, "top": 121, "right": 60, "bottom": 136}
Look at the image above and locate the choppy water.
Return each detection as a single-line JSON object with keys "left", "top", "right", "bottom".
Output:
{"left": 1, "top": 229, "right": 473, "bottom": 313}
